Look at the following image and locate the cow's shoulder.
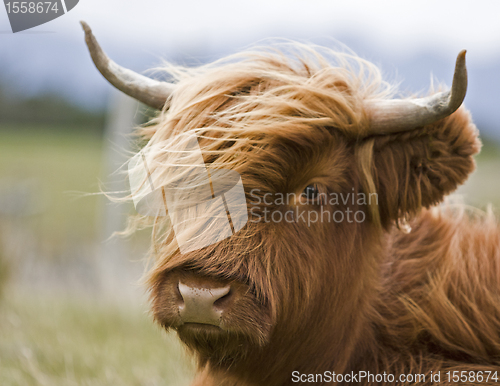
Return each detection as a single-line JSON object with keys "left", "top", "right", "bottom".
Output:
{"left": 377, "top": 204, "right": 500, "bottom": 365}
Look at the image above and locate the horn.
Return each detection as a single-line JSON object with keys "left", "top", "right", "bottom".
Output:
{"left": 365, "top": 50, "right": 468, "bottom": 134}
{"left": 80, "top": 21, "right": 173, "bottom": 110}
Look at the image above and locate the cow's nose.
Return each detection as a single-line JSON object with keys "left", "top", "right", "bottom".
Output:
{"left": 178, "top": 281, "right": 231, "bottom": 326}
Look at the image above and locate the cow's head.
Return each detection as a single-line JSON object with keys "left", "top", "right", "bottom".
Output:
{"left": 82, "top": 22, "right": 479, "bottom": 376}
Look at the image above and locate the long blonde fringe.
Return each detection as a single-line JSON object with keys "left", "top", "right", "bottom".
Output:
{"left": 118, "top": 41, "right": 398, "bottom": 265}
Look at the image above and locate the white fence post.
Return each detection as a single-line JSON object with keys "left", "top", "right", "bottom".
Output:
{"left": 97, "top": 90, "right": 143, "bottom": 301}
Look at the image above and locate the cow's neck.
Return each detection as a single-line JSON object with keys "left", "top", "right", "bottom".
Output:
{"left": 202, "top": 289, "right": 380, "bottom": 386}
{"left": 201, "top": 226, "right": 384, "bottom": 385}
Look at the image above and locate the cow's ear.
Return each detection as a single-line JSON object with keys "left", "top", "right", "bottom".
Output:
{"left": 360, "top": 107, "right": 481, "bottom": 228}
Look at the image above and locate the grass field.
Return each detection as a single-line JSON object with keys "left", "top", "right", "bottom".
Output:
{"left": 456, "top": 137, "right": 500, "bottom": 210}
{"left": 0, "top": 125, "right": 498, "bottom": 385}
{"left": 0, "top": 291, "right": 195, "bottom": 386}
{"left": 0, "top": 125, "right": 196, "bottom": 385}
{"left": 0, "top": 125, "right": 103, "bottom": 245}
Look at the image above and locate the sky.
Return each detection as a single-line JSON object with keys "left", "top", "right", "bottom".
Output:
{"left": 2, "top": 0, "right": 500, "bottom": 59}
{"left": 0, "top": 0, "right": 499, "bottom": 135}
{"left": 38, "top": 0, "right": 500, "bottom": 60}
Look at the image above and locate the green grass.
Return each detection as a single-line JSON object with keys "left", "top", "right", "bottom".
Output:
{"left": 0, "top": 126, "right": 195, "bottom": 384}
{"left": 0, "top": 292, "right": 195, "bottom": 386}
{"left": 457, "top": 136, "right": 500, "bottom": 210}
{"left": 0, "top": 125, "right": 104, "bottom": 246}
{"left": 0, "top": 246, "right": 8, "bottom": 299}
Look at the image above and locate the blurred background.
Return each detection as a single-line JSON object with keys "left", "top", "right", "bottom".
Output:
{"left": 0, "top": 1, "right": 499, "bottom": 384}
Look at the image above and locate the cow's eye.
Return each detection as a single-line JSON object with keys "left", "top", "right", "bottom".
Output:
{"left": 300, "top": 183, "right": 327, "bottom": 205}
{"left": 303, "top": 184, "right": 319, "bottom": 201}
{"left": 300, "top": 184, "right": 326, "bottom": 205}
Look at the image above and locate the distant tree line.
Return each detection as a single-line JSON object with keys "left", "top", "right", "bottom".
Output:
{"left": 0, "top": 85, "right": 106, "bottom": 134}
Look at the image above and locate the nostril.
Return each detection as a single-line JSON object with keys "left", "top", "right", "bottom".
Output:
{"left": 213, "top": 288, "right": 232, "bottom": 309}
{"left": 175, "top": 282, "right": 184, "bottom": 305}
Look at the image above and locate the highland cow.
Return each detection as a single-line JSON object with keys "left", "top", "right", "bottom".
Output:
{"left": 82, "top": 22, "right": 500, "bottom": 386}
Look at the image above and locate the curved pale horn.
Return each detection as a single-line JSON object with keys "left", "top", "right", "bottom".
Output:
{"left": 365, "top": 50, "right": 467, "bottom": 134}
{"left": 80, "top": 21, "right": 173, "bottom": 110}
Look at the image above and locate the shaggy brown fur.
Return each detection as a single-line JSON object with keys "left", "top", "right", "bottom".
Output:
{"left": 127, "top": 43, "right": 500, "bottom": 385}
